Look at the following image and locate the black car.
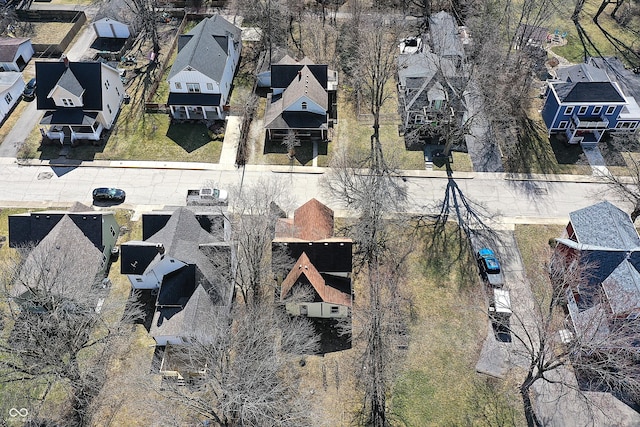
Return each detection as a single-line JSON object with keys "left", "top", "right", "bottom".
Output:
{"left": 22, "top": 78, "right": 36, "bottom": 100}
{"left": 92, "top": 187, "right": 126, "bottom": 203}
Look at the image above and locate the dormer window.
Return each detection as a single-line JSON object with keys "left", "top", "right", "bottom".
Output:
{"left": 62, "top": 98, "right": 74, "bottom": 106}
{"left": 301, "top": 101, "right": 307, "bottom": 110}
{"left": 187, "top": 83, "right": 200, "bottom": 93}
{"left": 105, "top": 80, "right": 110, "bottom": 90}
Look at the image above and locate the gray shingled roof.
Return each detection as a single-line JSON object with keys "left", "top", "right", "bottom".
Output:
{"left": 12, "top": 215, "right": 103, "bottom": 300}
{"left": 0, "top": 37, "right": 30, "bottom": 62}
{"left": 428, "top": 11, "right": 463, "bottom": 58}
{"left": 55, "top": 68, "right": 85, "bottom": 98}
{"left": 556, "top": 63, "right": 610, "bottom": 83}
{"left": 167, "top": 15, "right": 241, "bottom": 81}
{"left": 569, "top": 201, "right": 640, "bottom": 248}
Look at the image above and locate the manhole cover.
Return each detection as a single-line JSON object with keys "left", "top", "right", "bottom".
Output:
{"left": 37, "top": 172, "right": 53, "bottom": 180}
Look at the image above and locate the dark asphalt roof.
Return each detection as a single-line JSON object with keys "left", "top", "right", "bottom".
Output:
{"left": 40, "top": 110, "right": 98, "bottom": 126}
{"left": 35, "top": 61, "right": 104, "bottom": 110}
{"left": 271, "top": 64, "right": 328, "bottom": 89}
{"left": 142, "top": 211, "right": 226, "bottom": 241}
{"left": 167, "top": 92, "right": 221, "bottom": 106}
{"left": 273, "top": 241, "right": 352, "bottom": 273}
{"left": 120, "top": 242, "right": 164, "bottom": 275}
{"left": 264, "top": 111, "right": 328, "bottom": 129}
{"left": 553, "top": 81, "right": 626, "bottom": 103}
{"left": 168, "top": 15, "right": 241, "bottom": 81}
{"left": 588, "top": 56, "right": 640, "bottom": 103}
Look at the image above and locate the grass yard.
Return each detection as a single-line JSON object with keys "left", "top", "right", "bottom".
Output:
{"left": 15, "top": 22, "right": 74, "bottom": 45}
{"left": 551, "top": 1, "right": 640, "bottom": 64}
{"left": 390, "top": 223, "right": 523, "bottom": 425}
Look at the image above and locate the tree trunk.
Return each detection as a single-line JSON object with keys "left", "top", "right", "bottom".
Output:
{"left": 520, "top": 375, "right": 542, "bottom": 427}
{"left": 631, "top": 204, "right": 640, "bottom": 222}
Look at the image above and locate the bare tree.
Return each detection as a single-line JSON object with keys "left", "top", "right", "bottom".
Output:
{"left": 505, "top": 249, "right": 640, "bottom": 426}
{"left": 158, "top": 303, "right": 319, "bottom": 426}
{"left": 598, "top": 150, "right": 640, "bottom": 221}
{"left": 123, "top": 0, "right": 161, "bottom": 57}
{"left": 230, "top": 177, "right": 296, "bottom": 305}
{"left": 0, "top": 243, "right": 142, "bottom": 426}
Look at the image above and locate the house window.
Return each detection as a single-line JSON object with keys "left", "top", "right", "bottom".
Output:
{"left": 116, "top": 87, "right": 120, "bottom": 97}
{"left": 102, "top": 254, "right": 107, "bottom": 267}
{"left": 110, "top": 225, "right": 116, "bottom": 238}
{"left": 4, "top": 93, "right": 11, "bottom": 104}
{"left": 107, "top": 104, "right": 112, "bottom": 114}
{"left": 207, "top": 83, "right": 213, "bottom": 90}
{"left": 136, "top": 277, "right": 143, "bottom": 282}
{"left": 330, "top": 306, "right": 340, "bottom": 314}
{"left": 175, "top": 82, "right": 182, "bottom": 90}
{"left": 301, "top": 101, "right": 308, "bottom": 110}
{"left": 62, "top": 98, "right": 74, "bottom": 106}
{"left": 187, "top": 83, "right": 200, "bottom": 93}
{"left": 578, "top": 106, "right": 587, "bottom": 115}
{"left": 559, "top": 121, "right": 568, "bottom": 129}
{"left": 593, "top": 106, "right": 602, "bottom": 115}
{"left": 565, "top": 106, "right": 574, "bottom": 115}
{"left": 606, "top": 106, "right": 616, "bottom": 115}
{"left": 105, "top": 80, "right": 110, "bottom": 90}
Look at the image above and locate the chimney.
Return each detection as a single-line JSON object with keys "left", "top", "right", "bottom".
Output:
{"left": 62, "top": 55, "right": 69, "bottom": 68}
{"left": 156, "top": 243, "right": 165, "bottom": 254}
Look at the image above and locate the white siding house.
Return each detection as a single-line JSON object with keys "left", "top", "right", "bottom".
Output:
{"left": 36, "top": 59, "right": 125, "bottom": 143}
{"left": 92, "top": 18, "right": 130, "bottom": 39}
{"left": 0, "top": 72, "right": 24, "bottom": 122}
{"left": 167, "top": 15, "right": 242, "bottom": 121}
{"left": 0, "top": 38, "right": 34, "bottom": 71}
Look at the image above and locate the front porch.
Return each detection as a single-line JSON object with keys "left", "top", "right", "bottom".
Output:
{"left": 169, "top": 105, "right": 224, "bottom": 121}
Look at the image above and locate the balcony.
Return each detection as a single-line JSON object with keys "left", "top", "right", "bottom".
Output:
{"left": 571, "top": 114, "right": 609, "bottom": 130}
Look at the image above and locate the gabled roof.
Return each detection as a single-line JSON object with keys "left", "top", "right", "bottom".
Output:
{"left": 35, "top": 61, "right": 110, "bottom": 111}
{"left": 275, "top": 198, "right": 334, "bottom": 241}
{"left": 168, "top": 15, "right": 241, "bottom": 81}
{"left": 0, "top": 72, "right": 22, "bottom": 91}
{"left": 428, "top": 11, "right": 464, "bottom": 58}
{"left": 553, "top": 81, "right": 626, "bottom": 104}
{"left": 569, "top": 201, "right": 640, "bottom": 248}
{"left": 0, "top": 37, "right": 31, "bottom": 62}
{"left": 270, "top": 59, "right": 328, "bottom": 89}
{"left": 281, "top": 65, "right": 328, "bottom": 110}
{"left": 12, "top": 215, "right": 103, "bottom": 299}
{"left": 556, "top": 63, "right": 610, "bottom": 83}
{"left": 281, "top": 252, "right": 351, "bottom": 307}
{"left": 52, "top": 68, "right": 84, "bottom": 98}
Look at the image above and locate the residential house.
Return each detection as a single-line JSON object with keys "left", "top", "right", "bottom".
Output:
{"left": 167, "top": 15, "right": 242, "bottom": 121}
{"left": 0, "top": 37, "right": 34, "bottom": 71}
{"left": 397, "top": 50, "right": 457, "bottom": 140}
{"left": 9, "top": 207, "right": 112, "bottom": 311}
{"left": 263, "top": 56, "right": 338, "bottom": 142}
{"left": 428, "top": 11, "right": 465, "bottom": 67}
{"left": 92, "top": 18, "right": 130, "bottom": 39}
{"left": 35, "top": 58, "right": 125, "bottom": 143}
{"left": 273, "top": 198, "right": 352, "bottom": 319}
{"left": 541, "top": 63, "right": 640, "bottom": 145}
{"left": 0, "top": 72, "right": 24, "bottom": 123}
{"left": 9, "top": 202, "right": 120, "bottom": 271}
{"left": 120, "top": 208, "right": 234, "bottom": 347}
{"left": 555, "top": 201, "right": 640, "bottom": 338}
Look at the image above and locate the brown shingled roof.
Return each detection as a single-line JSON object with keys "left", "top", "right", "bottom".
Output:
{"left": 0, "top": 37, "right": 30, "bottom": 63}
{"left": 291, "top": 198, "right": 333, "bottom": 240}
{"left": 281, "top": 252, "right": 351, "bottom": 307}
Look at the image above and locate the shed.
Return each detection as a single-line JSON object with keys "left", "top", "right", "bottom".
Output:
{"left": 0, "top": 37, "right": 34, "bottom": 71}
{"left": 93, "top": 18, "right": 130, "bottom": 39}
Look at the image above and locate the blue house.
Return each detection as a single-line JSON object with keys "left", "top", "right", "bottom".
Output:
{"left": 541, "top": 63, "right": 640, "bottom": 145}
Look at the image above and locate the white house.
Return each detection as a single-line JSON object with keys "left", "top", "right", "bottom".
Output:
{"left": 0, "top": 38, "right": 34, "bottom": 71}
{"left": 167, "top": 15, "right": 242, "bottom": 121}
{"left": 36, "top": 59, "right": 125, "bottom": 143}
{"left": 0, "top": 72, "right": 24, "bottom": 122}
{"left": 92, "top": 18, "right": 130, "bottom": 39}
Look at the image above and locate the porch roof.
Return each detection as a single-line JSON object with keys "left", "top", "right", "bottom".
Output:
{"left": 167, "top": 92, "right": 221, "bottom": 107}
{"left": 40, "top": 110, "right": 98, "bottom": 126}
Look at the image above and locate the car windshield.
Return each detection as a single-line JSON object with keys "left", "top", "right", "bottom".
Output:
{"left": 485, "top": 258, "right": 500, "bottom": 272}
{"left": 212, "top": 189, "right": 219, "bottom": 198}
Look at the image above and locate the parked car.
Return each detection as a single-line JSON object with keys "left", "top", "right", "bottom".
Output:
{"left": 186, "top": 187, "right": 228, "bottom": 206}
{"left": 92, "top": 187, "right": 126, "bottom": 203}
{"left": 22, "top": 78, "right": 36, "bottom": 100}
{"left": 477, "top": 248, "right": 504, "bottom": 287}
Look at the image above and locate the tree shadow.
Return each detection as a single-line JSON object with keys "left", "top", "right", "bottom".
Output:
{"left": 166, "top": 123, "right": 212, "bottom": 153}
